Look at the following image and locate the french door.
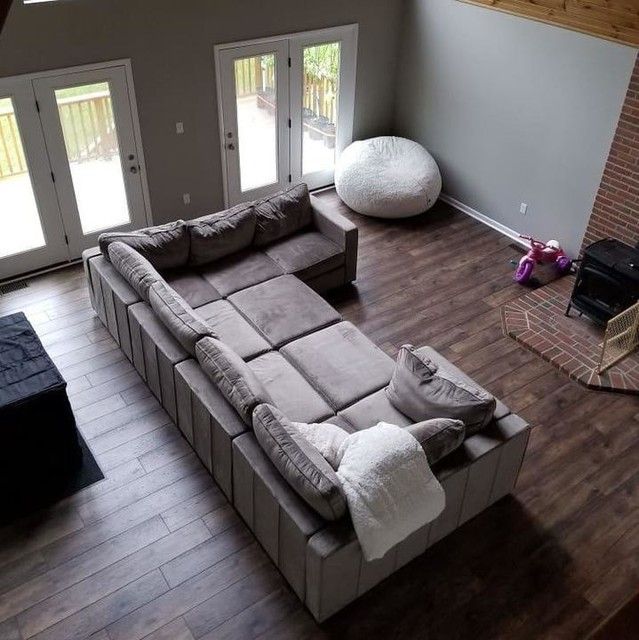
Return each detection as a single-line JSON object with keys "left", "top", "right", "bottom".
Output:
{"left": 216, "top": 25, "right": 358, "bottom": 207}
{"left": 0, "top": 62, "right": 149, "bottom": 280}
{"left": 218, "top": 41, "right": 291, "bottom": 204}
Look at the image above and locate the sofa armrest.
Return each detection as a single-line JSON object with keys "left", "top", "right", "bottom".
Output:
{"left": 311, "top": 194, "right": 358, "bottom": 283}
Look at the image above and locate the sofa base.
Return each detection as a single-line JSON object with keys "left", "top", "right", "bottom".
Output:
{"left": 81, "top": 212, "right": 531, "bottom": 623}
{"left": 304, "top": 415, "right": 530, "bottom": 621}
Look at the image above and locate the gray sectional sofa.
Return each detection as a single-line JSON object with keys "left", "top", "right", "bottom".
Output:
{"left": 82, "top": 185, "right": 530, "bottom": 622}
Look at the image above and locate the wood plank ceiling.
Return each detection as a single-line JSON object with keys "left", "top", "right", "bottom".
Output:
{"left": 458, "top": 0, "right": 639, "bottom": 48}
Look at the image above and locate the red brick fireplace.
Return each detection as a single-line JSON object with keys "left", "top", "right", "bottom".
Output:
{"left": 581, "top": 52, "right": 639, "bottom": 251}
{"left": 502, "top": 54, "right": 639, "bottom": 394}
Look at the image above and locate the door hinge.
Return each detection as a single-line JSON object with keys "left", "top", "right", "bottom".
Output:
{"left": 288, "top": 57, "right": 291, "bottom": 68}
{"left": 288, "top": 118, "right": 291, "bottom": 129}
{"left": 64, "top": 234, "right": 69, "bottom": 246}
{"left": 288, "top": 174, "right": 292, "bottom": 183}
{"left": 35, "top": 100, "right": 40, "bottom": 113}
{"left": 50, "top": 171, "right": 55, "bottom": 183}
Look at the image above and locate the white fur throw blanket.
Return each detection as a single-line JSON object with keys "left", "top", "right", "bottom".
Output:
{"left": 297, "top": 421, "right": 446, "bottom": 561}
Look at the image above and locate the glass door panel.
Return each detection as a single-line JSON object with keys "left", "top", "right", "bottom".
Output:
{"left": 34, "top": 66, "right": 148, "bottom": 257}
{"left": 234, "top": 54, "right": 278, "bottom": 192}
{"left": 289, "top": 26, "right": 357, "bottom": 191}
{"left": 54, "top": 82, "right": 131, "bottom": 235}
{"left": 0, "top": 78, "right": 69, "bottom": 281}
{"left": 301, "top": 42, "right": 340, "bottom": 176}
{"left": 219, "top": 41, "right": 290, "bottom": 206}
{"left": 0, "top": 97, "right": 46, "bottom": 258}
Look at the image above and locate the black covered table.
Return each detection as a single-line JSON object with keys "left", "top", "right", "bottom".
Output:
{"left": 0, "top": 312, "right": 81, "bottom": 502}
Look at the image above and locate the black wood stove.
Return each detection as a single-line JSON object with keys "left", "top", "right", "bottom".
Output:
{"left": 566, "top": 238, "right": 639, "bottom": 326}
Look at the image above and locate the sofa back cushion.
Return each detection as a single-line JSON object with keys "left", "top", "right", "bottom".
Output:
{"left": 108, "top": 241, "right": 162, "bottom": 302}
{"left": 99, "top": 221, "right": 189, "bottom": 270}
{"left": 196, "top": 336, "right": 272, "bottom": 424}
{"left": 253, "top": 183, "right": 312, "bottom": 247}
{"left": 387, "top": 345, "right": 496, "bottom": 435}
{"left": 405, "top": 418, "right": 465, "bottom": 465}
{"left": 253, "top": 403, "right": 347, "bottom": 521}
{"left": 187, "top": 204, "right": 256, "bottom": 266}
{"left": 149, "top": 281, "right": 215, "bottom": 356}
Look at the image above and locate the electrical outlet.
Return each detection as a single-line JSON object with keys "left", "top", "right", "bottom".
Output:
{"left": 176, "top": 122, "right": 185, "bottom": 135}
{"left": 520, "top": 202, "right": 528, "bottom": 216}
{"left": 183, "top": 193, "right": 191, "bottom": 205}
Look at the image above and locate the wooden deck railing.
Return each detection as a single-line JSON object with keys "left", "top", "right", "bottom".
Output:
{"left": 0, "top": 91, "right": 118, "bottom": 180}
{"left": 0, "top": 112, "right": 28, "bottom": 178}
{"left": 234, "top": 57, "right": 338, "bottom": 124}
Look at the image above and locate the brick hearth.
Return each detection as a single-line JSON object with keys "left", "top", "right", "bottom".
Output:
{"left": 502, "top": 276, "right": 639, "bottom": 393}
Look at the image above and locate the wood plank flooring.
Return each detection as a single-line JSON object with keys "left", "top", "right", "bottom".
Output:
{"left": 0, "top": 191, "right": 637, "bottom": 639}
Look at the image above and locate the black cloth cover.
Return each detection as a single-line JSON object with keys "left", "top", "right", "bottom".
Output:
{"left": 0, "top": 312, "right": 81, "bottom": 499}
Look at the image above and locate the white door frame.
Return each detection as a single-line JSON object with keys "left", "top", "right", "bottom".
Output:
{"left": 289, "top": 25, "right": 357, "bottom": 189}
{"left": 0, "top": 78, "right": 69, "bottom": 279}
{"left": 0, "top": 59, "right": 152, "bottom": 279}
{"left": 33, "top": 66, "right": 149, "bottom": 256}
{"left": 2, "top": 59, "right": 152, "bottom": 227}
{"left": 214, "top": 24, "right": 358, "bottom": 208}
{"left": 218, "top": 40, "right": 291, "bottom": 206}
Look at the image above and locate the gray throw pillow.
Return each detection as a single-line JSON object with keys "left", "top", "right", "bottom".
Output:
{"left": 405, "top": 418, "right": 465, "bottom": 465}
{"left": 148, "top": 281, "right": 215, "bottom": 356}
{"left": 99, "top": 220, "right": 189, "bottom": 270}
{"left": 253, "top": 183, "right": 312, "bottom": 247}
{"left": 107, "top": 241, "right": 162, "bottom": 302}
{"left": 387, "top": 345, "right": 496, "bottom": 435}
{"left": 253, "top": 403, "right": 347, "bottom": 521}
{"left": 196, "top": 336, "right": 272, "bottom": 424}
{"left": 187, "top": 204, "right": 256, "bottom": 266}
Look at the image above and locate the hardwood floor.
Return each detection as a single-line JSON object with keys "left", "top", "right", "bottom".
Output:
{"left": 0, "top": 191, "right": 637, "bottom": 639}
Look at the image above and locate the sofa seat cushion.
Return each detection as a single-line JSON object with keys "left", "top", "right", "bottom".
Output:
{"left": 100, "top": 220, "right": 189, "bottom": 269}
{"left": 248, "top": 351, "right": 333, "bottom": 423}
{"left": 254, "top": 183, "right": 313, "bottom": 247}
{"left": 148, "top": 281, "right": 215, "bottom": 356}
{"left": 228, "top": 275, "right": 341, "bottom": 348}
{"left": 107, "top": 242, "right": 163, "bottom": 302}
{"left": 388, "top": 345, "right": 496, "bottom": 436}
{"left": 281, "top": 322, "right": 395, "bottom": 411}
{"left": 265, "top": 231, "right": 344, "bottom": 282}
{"left": 196, "top": 300, "right": 270, "bottom": 360}
{"left": 196, "top": 337, "right": 272, "bottom": 425}
{"left": 338, "top": 388, "right": 412, "bottom": 431}
{"left": 188, "top": 203, "right": 256, "bottom": 267}
{"left": 163, "top": 269, "right": 221, "bottom": 308}
{"left": 200, "top": 250, "right": 284, "bottom": 297}
{"left": 253, "top": 404, "right": 347, "bottom": 521}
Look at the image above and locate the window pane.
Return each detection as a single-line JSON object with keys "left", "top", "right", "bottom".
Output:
{"left": 55, "top": 82, "right": 130, "bottom": 235}
{"left": 234, "top": 53, "right": 278, "bottom": 192}
{"left": 302, "top": 42, "right": 340, "bottom": 176}
{"left": 0, "top": 97, "right": 46, "bottom": 259}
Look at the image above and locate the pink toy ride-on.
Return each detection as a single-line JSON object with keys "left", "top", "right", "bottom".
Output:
{"left": 514, "top": 235, "right": 572, "bottom": 284}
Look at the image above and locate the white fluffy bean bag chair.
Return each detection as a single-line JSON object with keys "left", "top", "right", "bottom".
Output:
{"left": 335, "top": 137, "right": 442, "bottom": 218}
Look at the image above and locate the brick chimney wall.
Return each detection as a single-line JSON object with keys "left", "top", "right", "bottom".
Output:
{"left": 581, "top": 52, "right": 639, "bottom": 252}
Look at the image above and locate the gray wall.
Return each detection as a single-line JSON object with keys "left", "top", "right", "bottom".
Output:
{"left": 394, "top": 0, "right": 637, "bottom": 256}
{"left": 0, "top": 0, "right": 403, "bottom": 224}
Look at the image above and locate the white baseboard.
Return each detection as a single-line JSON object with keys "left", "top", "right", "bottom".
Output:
{"left": 439, "top": 193, "right": 528, "bottom": 249}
